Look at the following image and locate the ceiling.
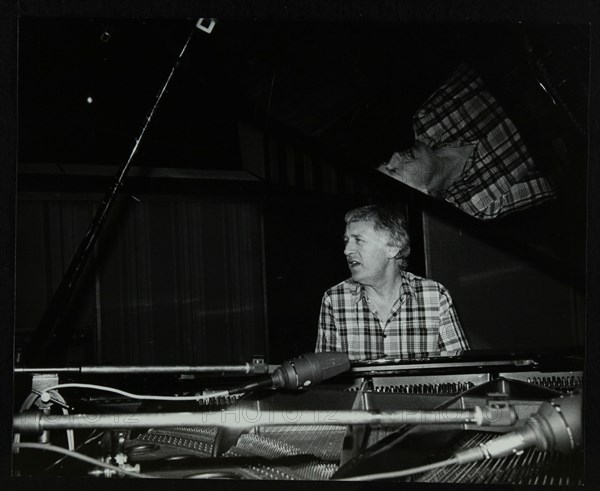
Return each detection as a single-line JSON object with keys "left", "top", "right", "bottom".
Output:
{"left": 18, "top": 19, "right": 589, "bottom": 174}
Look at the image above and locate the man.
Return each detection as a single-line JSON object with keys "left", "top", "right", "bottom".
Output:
{"left": 315, "top": 204, "right": 469, "bottom": 361}
{"left": 377, "top": 63, "right": 555, "bottom": 220}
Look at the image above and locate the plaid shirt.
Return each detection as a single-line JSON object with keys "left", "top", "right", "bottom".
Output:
{"left": 316, "top": 271, "right": 469, "bottom": 361}
{"left": 413, "top": 63, "right": 555, "bottom": 220}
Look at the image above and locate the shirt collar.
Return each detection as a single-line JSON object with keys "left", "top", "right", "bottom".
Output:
{"left": 345, "top": 271, "right": 416, "bottom": 306}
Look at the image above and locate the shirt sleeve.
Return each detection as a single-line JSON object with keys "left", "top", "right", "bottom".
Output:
{"left": 315, "top": 292, "right": 338, "bottom": 352}
{"left": 437, "top": 286, "right": 470, "bottom": 351}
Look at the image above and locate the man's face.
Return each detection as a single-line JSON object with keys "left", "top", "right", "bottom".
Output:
{"left": 343, "top": 220, "right": 395, "bottom": 286}
{"left": 378, "top": 141, "right": 437, "bottom": 193}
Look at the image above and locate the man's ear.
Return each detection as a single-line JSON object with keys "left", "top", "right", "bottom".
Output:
{"left": 387, "top": 244, "right": 401, "bottom": 259}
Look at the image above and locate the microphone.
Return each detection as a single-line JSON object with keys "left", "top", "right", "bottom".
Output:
{"left": 454, "top": 391, "right": 582, "bottom": 464}
{"left": 229, "top": 352, "right": 351, "bottom": 394}
{"left": 270, "top": 352, "right": 351, "bottom": 389}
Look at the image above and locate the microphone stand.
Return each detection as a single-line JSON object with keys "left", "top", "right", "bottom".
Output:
{"left": 14, "top": 405, "right": 518, "bottom": 433}
{"left": 15, "top": 363, "right": 269, "bottom": 376}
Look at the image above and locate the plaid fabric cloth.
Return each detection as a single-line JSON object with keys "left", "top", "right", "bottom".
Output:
{"left": 413, "top": 63, "right": 555, "bottom": 220}
{"left": 315, "top": 271, "right": 469, "bottom": 361}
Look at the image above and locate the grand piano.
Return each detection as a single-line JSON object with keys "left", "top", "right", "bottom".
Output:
{"left": 12, "top": 17, "right": 588, "bottom": 483}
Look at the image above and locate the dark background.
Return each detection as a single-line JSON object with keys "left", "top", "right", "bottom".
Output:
{"left": 13, "top": 18, "right": 589, "bottom": 365}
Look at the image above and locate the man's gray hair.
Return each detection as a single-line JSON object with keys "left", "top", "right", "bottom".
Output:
{"left": 345, "top": 204, "right": 411, "bottom": 270}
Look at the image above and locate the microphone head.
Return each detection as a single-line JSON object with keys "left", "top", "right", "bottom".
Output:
{"left": 533, "top": 391, "right": 582, "bottom": 453}
{"left": 271, "top": 352, "right": 351, "bottom": 389}
{"left": 454, "top": 390, "right": 583, "bottom": 465}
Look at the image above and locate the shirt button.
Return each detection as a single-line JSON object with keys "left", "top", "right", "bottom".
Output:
{"left": 382, "top": 333, "right": 387, "bottom": 338}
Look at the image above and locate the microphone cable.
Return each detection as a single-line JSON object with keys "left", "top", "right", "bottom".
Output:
{"left": 335, "top": 456, "right": 460, "bottom": 481}
{"left": 24, "top": 382, "right": 232, "bottom": 403}
{"left": 13, "top": 442, "right": 155, "bottom": 479}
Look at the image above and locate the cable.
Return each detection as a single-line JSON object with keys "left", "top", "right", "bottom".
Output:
{"left": 48, "top": 389, "right": 75, "bottom": 450}
{"left": 334, "top": 457, "right": 459, "bottom": 481}
{"left": 15, "top": 381, "right": 242, "bottom": 452}
{"left": 38, "top": 383, "right": 231, "bottom": 402}
{"left": 13, "top": 442, "right": 156, "bottom": 478}
{"left": 44, "top": 430, "right": 104, "bottom": 471}
{"left": 61, "top": 406, "right": 75, "bottom": 450}
{"left": 14, "top": 383, "right": 232, "bottom": 454}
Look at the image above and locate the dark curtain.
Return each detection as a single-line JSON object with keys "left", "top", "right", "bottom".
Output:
{"left": 16, "top": 195, "right": 266, "bottom": 365}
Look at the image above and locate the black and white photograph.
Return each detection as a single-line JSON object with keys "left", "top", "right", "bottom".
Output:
{"left": 2, "top": 1, "right": 597, "bottom": 486}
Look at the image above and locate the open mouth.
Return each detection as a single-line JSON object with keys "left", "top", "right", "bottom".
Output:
{"left": 348, "top": 260, "right": 360, "bottom": 269}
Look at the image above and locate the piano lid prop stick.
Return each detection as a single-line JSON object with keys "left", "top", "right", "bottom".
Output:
{"left": 24, "top": 25, "right": 202, "bottom": 364}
